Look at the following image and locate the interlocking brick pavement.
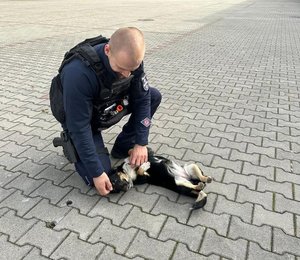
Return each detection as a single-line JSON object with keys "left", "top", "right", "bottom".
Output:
{"left": 1, "top": 0, "right": 300, "bottom": 259}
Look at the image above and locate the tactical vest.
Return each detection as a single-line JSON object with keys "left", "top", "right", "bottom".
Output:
{"left": 49, "top": 35, "right": 133, "bottom": 130}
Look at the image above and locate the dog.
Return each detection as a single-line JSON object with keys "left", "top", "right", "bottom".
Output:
{"left": 109, "top": 154, "right": 212, "bottom": 209}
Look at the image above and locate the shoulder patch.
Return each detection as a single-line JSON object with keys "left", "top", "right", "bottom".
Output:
{"left": 141, "top": 75, "right": 149, "bottom": 91}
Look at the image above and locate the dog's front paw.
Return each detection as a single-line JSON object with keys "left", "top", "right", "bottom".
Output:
{"left": 206, "top": 176, "right": 213, "bottom": 183}
{"left": 140, "top": 161, "right": 151, "bottom": 171}
{"left": 195, "top": 182, "right": 205, "bottom": 191}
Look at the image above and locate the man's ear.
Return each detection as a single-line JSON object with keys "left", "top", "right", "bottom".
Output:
{"left": 104, "top": 44, "right": 110, "bottom": 56}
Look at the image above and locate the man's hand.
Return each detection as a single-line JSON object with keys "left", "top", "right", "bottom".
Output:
{"left": 93, "top": 172, "right": 113, "bottom": 196}
{"left": 129, "top": 144, "right": 148, "bottom": 167}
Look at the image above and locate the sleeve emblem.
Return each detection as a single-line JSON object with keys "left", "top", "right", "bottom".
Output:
{"left": 141, "top": 117, "right": 151, "bottom": 127}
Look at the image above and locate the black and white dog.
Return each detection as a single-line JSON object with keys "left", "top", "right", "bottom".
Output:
{"left": 109, "top": 155, "right": 212, "bottom": 209}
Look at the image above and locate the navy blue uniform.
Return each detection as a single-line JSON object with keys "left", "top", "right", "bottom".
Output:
{"left": 60, "top": 43, "right": 161, "bottom": 185}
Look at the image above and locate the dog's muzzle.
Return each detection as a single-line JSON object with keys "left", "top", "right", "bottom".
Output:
{"left": 109, "top": 172, "right": 131, "bottom": 193}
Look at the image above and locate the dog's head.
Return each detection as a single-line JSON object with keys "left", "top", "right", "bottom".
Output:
{"left": 109, "top": 162, "right": 134, "bottom": 193}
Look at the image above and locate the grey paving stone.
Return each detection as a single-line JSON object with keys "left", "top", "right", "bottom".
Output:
{"left": 247, "top": 143, "right": 275, "bottom": 158}
{"left": 0, "top": 207, "right": 9, "bottom": 217}
{"left": 260, "top": 155, "right": 291, "bottom": 172}
{"left": 253, "top": 205, "right": 294, "bottom": 236}
{"left": 0, "top": 209, "right": 37, "bottom": 243}
{"left": 165, "top": 121, "right": 189, "bottom": 131}
{"left": 205, "top": 181, "right": 237, "bottom": 201}
{"left": 230, "top": 150, "right": 260, "bottom": 165}
{"left": 0, "top": 131, "right": 32, "bottom": 145}
{"left": 200, "top": 228, "right": 247, "bottom": 259}
{"left": 145, "top": 185, "right": 179, "bottom": 202}
{"left": 30, "top": 180, "right": 72, "bottom": 204}
{"left": 17, "top": 221, "right": 69, "bottom": 257}
{"left": 23, "top": 247, "right": 52, "bottom": 260}
{"left": 0, "top": 187, "right": 15, "bottom": 203}
{"left": 88, "top": 197, "right": 132, "bottom": 225}
{"left": 100, "top": 245, "right": 145, "bottom": 260}
{"left": 158, "top": 217, "right": 205, "bottom": 251}
{"left": 172, "top": 243, "right": 220, "bottom": 260}
{"left": 211, "top": 156, "right": 243, "bottom": 173}
{"left": 202, "top": 143, "right": 231, "bottom": 160}
{"left": 210, "top": 129, "right": 236, "bottom": 143}
{"left": 24, "top": 198, "right": 70, "bottom": 223}
{"left": 194, "top": 133, "right": 221, "bottom": 147}
{"left": 39, "top": 153, "right": 69, "bottom": 170}
{"left": 257, "top": 177, "right": 293, "bottom": 199}
{"left": 151, "top": 196, "right": 191, "bottom": 223}
{"left": 236, "top": 185, "right": 273, "bottom": 211}
{"left": 214, "top": 195, "right": 253, "bottom": 223}
{"left": 27, "top": 128, "right": 56, "bottom": 140}
{"left": 88, "top": 218, "right": 138, "bottom": 254}
{"left": 122, "top": 206, "right": 166, "bottom": 237}
{"left": 0, "top": 234, "right": 32, "bottom": 260}
{"left": 243, "top": 162, "right": 275, "bottom": 180}
{"left": 151, "top": 134, "right": 180, "bottom": 146}
{"left": 227, "top": 126, "right": 251, "bottom": 136}
{"left": 0, "top": 141, "right": 30, "bottom": 157}
{"left": 292, "top": 161, "right": 300, "bottom": 176}
{"left": 0, "top": 189, "right": 41, "bottom": 216}
{"left": 276, "top": 169, "right": 300, "bottom": 185}
{"left": 188, "top": 210, "right": 230, "bottom": 237}
{"left": 54, "top": 208, "right": 102, "bottom": 240}
{"left": 295, "top": 184, "right": 300, "bottom": 201}
{"left": 248, "top": 242, "right": 295, "bottom": 260}
{"left": 0, "top": 153, "right": 25, "bottom": 170}
{"left": 235, "top": 133, "right": 262, "bottom": 146}
{"left": 297, "top": 215, "right": 300, "bottom": 238}
{"left": 1, "top": 119, "right": 21, "bottom": 131}
{"left": 273, "top": 228, "right": 300, "bottom": 256}
{"left": 126, "top": 230, "right": 176, "bottom": 260}
{"left": 18, "top": 147, "right": 51, "bottom": 163}
{"left": 156, "top": 144, "right": 186, "bottom": 160}
{"left": 118, "top": 188, "right": 159, "bottom": 212}
{"left": 57, "top": 188, "right": 99, "bottom": 214}
{"left": 35, "top": 165, "right": 72, "bottom": 185}
{"left": 275, "top": 193, "right": 300, "bottom": 215}
{"left": 5, "top": 172, "right": 45, "bottom": 195}
{"left": 0, "top": 168, "right": 20, "bottom": 186}
{"left": 223, "top": 169, "right": 257, "bottom": 190}
{"left": 263, "top": 138, "right": 290, "bottom": 152}
{"left": 276, "top": 148, "right": 298, "bottom": 162}
{"left": 58, "top": 172, "right": 91, "bottom": 193}
{"left": 50, "top": 232, "right": 104, "bottom": 260}
{"left": 175, "top": 138, "right": 204, "bottom": 154}
{"left": 11, "top": 159, "right": 48, "bottom": 177}
{"left": 183, "top": 149, "right": 214, "bottom": 167}
{"left": 229, "top": 216, "right": 271, "bottom": 251}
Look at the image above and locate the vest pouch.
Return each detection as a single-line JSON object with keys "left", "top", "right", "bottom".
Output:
{"left": 97, "top": 107, "right": 130, "bottom": 130}
{"left": 92, "top": 97, "right": 131, "bottom": 131}
{"left": 49, "top": 75, "right": 66, "bottom": 123}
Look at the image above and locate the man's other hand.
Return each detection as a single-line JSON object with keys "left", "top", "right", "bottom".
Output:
{"left": 129, "top": 144, "right": 148, "bottom": 166}
{"left": 93, "top": 173, "right": 113, "bottom": 196}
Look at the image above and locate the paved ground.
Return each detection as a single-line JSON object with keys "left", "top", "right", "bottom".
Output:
{"left": 0, "top": 0, "right": 300, "bottom": 259}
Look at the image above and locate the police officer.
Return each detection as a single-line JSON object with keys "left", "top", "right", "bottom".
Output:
{"left": 59, "top": 27, "right": 161, "bottom": 196}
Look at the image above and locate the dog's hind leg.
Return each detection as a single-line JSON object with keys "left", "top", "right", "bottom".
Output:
{"left": 186, "top": 164, "right": 212, "bottom": 183}
{"left": 175, "top": 180, "right": 205, "bottom": 191}
{"left": 192, "top": 191, "right": 207, "bottom": 209}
